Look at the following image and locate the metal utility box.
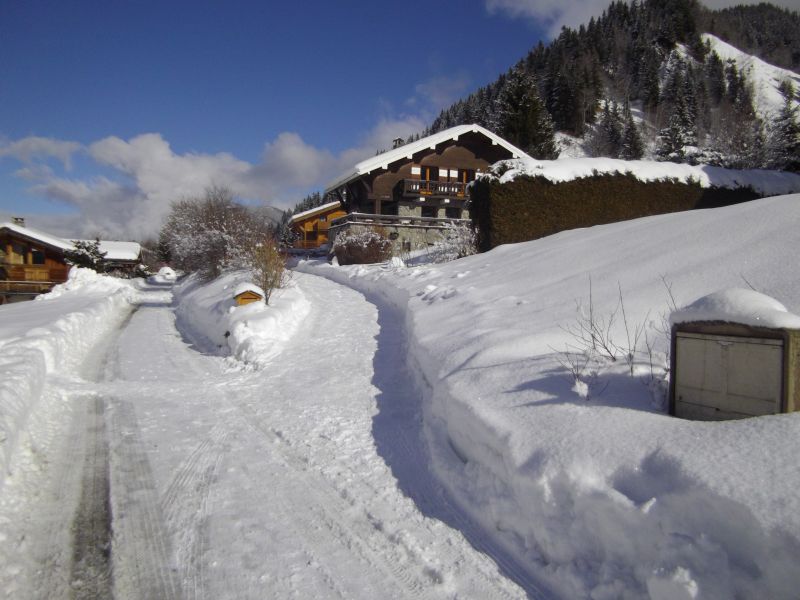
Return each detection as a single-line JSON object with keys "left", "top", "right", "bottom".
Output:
{"left": 670, "top": 322, "right": 800, "bottom": 421}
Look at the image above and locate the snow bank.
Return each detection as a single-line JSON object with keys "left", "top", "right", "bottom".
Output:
{"left": 297, "top": 193, "right": 800, "bottom": 599}
{"left": 173, "top": 271, "right": 310, "bottom": 368}
{"left": 492, "top": 155, "right": 800, "bottom": 197}
{"left": 0, "top": 269, "right": 137, "bottom": 487}
{"left": 149, "top": 265, "right": 177, "bottom": 283}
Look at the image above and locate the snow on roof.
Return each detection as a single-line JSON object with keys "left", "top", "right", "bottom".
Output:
{"left": 671, "top": 288, "right": 800, "bottom": 329}
{"left": 1, "top": 221, "right": 141, "bottom": 262}
{"left": 290, "top": 201, "right": 342, "bottom": 224}
{"left": 93, "top": 240, "right": 141, "bottom": 262}
{"left": 493, "top": 156, "right": 800, "bottom": 196}
{"left": 325, "top": 124, "right": 530, "bottom": 194}
{"left": 233, "top": 282, "right": 265, "bottom": 298}
{"left": 0, "top": 221, "right": 73, "bottom": 251}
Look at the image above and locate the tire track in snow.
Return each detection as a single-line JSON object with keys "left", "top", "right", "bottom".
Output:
{"left": 106, "top": 397, "right": 183, "bottom": 600}
{"left": 68, "top": 395, "right": 113, "bottom": 600}
{"left": 160, "top": 426, "right": 230, "bottom": 600}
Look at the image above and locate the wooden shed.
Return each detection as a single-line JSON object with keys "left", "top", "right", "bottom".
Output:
{"left": 669, "top": 290, "right": 800, "bottom": 421}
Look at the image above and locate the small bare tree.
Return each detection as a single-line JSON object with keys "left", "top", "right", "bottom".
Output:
{"left": 248, "top": 237, "right": 289, "bottom": 305}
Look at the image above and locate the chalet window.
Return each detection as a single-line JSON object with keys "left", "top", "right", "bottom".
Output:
{"left": 31, "top": 250, "right": 45, "bottom": 265}
{"left": 420, "top": 166, "right": 438, "bottom": 181}
{"left": 458, "top": 169, "right": 476, "bottom": 183}
{"left": 445, "top": 207, "right": 462, "bottom": 219}
{"left": 421, "top": 205, "right": 437, "bottom": 218}
{"left": 319, "top": 216, "right": 327, "bottom": 222}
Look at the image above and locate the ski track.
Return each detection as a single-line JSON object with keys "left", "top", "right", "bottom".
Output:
{"left": 4, "top": 274, "right": 538, "bottom": 599}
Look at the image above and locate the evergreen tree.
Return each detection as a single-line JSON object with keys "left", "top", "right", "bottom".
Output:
{"left": 657, "top": 92, "right": 696, "bottom": 161}
{"left": 65, "top": 238, "right": 107, "bottom": 272}
{"left": 767, "top": 81, "right": 800, "bottom": 172}
{"left": 621, "top": 102, "right": 645, "bottom": 159}
{"left": 496, "top": 68, "right": 559, "bottom": 159}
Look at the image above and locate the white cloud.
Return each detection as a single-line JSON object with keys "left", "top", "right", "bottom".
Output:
{"left": 408, "top": 73, "right": 472, "bottom": 113}
{"left": 0, "top": 117, "right": 429, "bottom": 240}
{"left": 0, "top": 136, "right": 81, "bottom": 169}
{"left": 486, "top": 0, "right": 799, "bottom": 38}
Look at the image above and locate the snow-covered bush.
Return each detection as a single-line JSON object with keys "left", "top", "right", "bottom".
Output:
{"left": 332, "top": 229, "right": 392, "bottom": 265}
{"left": 159, "top": 186, "right": 274, "bottom": 281}
{"left": 428, "top": 222, "right": 478, "bottom": 263}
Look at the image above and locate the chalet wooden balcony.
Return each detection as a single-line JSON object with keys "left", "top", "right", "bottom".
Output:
{"left": 329, "top": 212, "right": 470, "bottom": 231}
{"left": 402, "top": 179, "right": 467, "bottom": 199}
{"left": 1, "top": 263, "right": 69, "bottom": 283}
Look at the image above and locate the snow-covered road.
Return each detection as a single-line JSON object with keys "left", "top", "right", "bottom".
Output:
{"left": 4, "top": 272, "right": 531, "bottom": 599}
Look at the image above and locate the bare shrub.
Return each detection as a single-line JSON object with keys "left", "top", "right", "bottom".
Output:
{"left": 248, "top": 237, "right": 289, "bottom": 305}
{"left": 333, "top": 229, "right": 392, "bottom": 265}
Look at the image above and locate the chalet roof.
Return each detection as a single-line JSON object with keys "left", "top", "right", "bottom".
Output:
{"left": 290, "top": 201, "right": 342, "bottom": 224}
{"left": 325, "top": 124, "right": 530, "bottom": 194}
{"left": 0, "top": 221, "right": 141, "bottom": 262}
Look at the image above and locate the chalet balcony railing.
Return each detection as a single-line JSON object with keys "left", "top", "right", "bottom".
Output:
{"left": 329, "top": 213, "right": 470, "bottom": 231}
{"left": 1, "top": 263, "right": 69, "bottom": 283}
{"left": 402, "top": 179, "right": 467, "bottom": 198}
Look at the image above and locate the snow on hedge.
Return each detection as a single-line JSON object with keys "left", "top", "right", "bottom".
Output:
{"left": 491, "top": 155, "right": 800, "bottom": 197}
{"left": 173, "top": 270, "right": 309, "bottom": 368}
{"left": 297, "top": 193, "right": 800, "bottom": 599}
{"left": 0, "top": 269, "right": 137, "bottom": 488}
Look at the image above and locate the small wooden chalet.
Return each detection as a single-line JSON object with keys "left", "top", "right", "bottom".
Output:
{"left": 290, "top": 201, "right": 347, "bottom": 250}
{"left": 325, "top": 124, "right": 529, "bottom": 251}
{"left": 0, "top": 219, "right": 141, "bottom": 302}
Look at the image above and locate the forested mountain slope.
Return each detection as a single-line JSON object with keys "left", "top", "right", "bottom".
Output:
{"left": 420, "top": 0, "right": 799, "bottom": 172}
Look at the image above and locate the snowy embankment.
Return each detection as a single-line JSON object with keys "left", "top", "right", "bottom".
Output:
{"left": 173, "top": 270, "right": 310, "bottom": 368}
{"left": 297, "top": 193, "right": 800, "bottom": 599}
{"left": 0, "top": 269, "right": 137, "bottom": 489}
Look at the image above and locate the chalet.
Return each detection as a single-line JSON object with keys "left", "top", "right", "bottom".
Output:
{"left": 0, "top": 219, "right": 141, "bottom": 302}
{"left": 289, "top": 201, "right": 347, "bottom": 250}
{"left": 325, "top": 124, "right": 529, "bottom": 252}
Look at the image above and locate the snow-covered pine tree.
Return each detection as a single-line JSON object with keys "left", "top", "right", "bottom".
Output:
{"left": 65, "top": 238, "right": 107, "bottom": 272}
{"left": 767, "top": 80, "right": 800, "bottom": 172}
{"left": 277, "top": 211, "right": 298, "bottom": 250}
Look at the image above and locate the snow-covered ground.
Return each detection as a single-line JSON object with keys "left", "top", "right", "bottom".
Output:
{"left": 2, "top": 193, "right": 800, "bottom": 599}
{"left": 0, "top": 268, "right": 530, "bottom": 598}
{"left": 297, "top": 193, "right": 800, "bottom": 599}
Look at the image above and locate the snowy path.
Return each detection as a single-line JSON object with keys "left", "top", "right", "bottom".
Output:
{"left": 4, "top": 273, "right": 530, "bottom": 598}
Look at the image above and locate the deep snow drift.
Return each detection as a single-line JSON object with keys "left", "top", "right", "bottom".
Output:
{"left": 297, "top": 193, "right": 800, "bottom": 599}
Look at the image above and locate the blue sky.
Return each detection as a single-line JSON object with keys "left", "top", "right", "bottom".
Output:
{"left": 0, "top": 0, "right": 786, "bottom": 239}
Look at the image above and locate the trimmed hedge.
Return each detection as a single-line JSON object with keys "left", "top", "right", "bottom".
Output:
{"left": 470, "top": 173, "right": 760, "bottom": 251}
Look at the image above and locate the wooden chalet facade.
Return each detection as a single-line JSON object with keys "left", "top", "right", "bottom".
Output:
{"left": 324, "top": 124, "right": 529, "bottom": 251}
{"left": 290, "top": 201, "right": 347, "bottom": 250}
{"left": 0, "top": 220, "right": 141, "bottom": 302}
